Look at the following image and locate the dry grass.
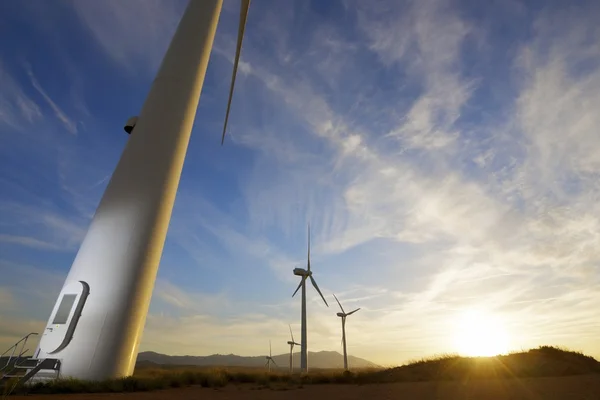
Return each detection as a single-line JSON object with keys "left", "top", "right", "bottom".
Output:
{"left": 2, "top": 346, "right": 599, "bottom": 396}
{"left": 2, "top": 367, "right": 365, "bottom": 396}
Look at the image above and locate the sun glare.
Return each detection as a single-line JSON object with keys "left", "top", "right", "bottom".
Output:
{"left": 453, "top": 309, "right": 510, "bottom": 357}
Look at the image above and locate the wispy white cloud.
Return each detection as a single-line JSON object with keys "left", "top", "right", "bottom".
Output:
{"left": 514, "top": 11, "right": 600, "bottom": 196}
{"left": 153, "top": 279, "right": 233, "bottom": 313}
{"left": 25, "top": 64, "right": 77, "bottom": 135}
{"left": 0, "top": 61, "right": 42, "bottom": 130}
{"left": 70, "top": 0, "right": 186, "bottom": 75}
{"left": 144, "top": 277, "right": 351, "bottom": 358}
{"left": 356, "top": 0, "right": 474, "bottom": 153}
{"left": 0, "top": 202, "right": 87, "bottom": 252}
{"left": 142, "top": 279, "right": 467, "bottom": 363}
{"left": 224, "top": 0, "right": 488, "bottom": 253}
{"left": 0, "top": 234, "right": 65, "bottom": 251}
{"left": 0, "top": 260, "right": 65, "bottom": 304}
{"left": 141, "top": 312, "right": 290, "bottom": 357}
{"left": 0, "top": 261, "right": 66, "bottom": 351}
{"left": 169, "top": 191, "right": 301, "bottom": 282}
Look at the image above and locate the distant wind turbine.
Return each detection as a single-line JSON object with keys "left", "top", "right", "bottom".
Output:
{"left": 292, "top": 225, "right": 329, "bottom": 373}
{"left": 265, "top": 340, "right": 277, "bottom": 372}
{"left": 287, "top": 325, "right": 301, "bottom": 374}
{"left": 333, "top": 294, "right": 360, "bottom": 371}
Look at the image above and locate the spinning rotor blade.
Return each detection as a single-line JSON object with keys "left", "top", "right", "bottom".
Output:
{"left": 310, "top": 276, "right": 328, "bottom": 307}
{"left": 292, "top": 276, "right": 305, "bottom": 297}
{"left": 333, "top": 293, "right": 345, "bottom": 314}
{"left": 347, "top": 308, "right": 361, "bottom": 316}
{"left": 307, "top": 224, "right": 311, "bottom": 272}
{"left": 221, "top": 0, "right": 251, "bottom": 145}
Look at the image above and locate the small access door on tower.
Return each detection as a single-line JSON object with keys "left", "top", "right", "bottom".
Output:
{"left": 37, "top": 281, "right": 90, "bottom": 356}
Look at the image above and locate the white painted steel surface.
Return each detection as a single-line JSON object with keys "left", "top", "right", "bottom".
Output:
{"left": 35, "top": 0, "right": 223, "bottom": 380}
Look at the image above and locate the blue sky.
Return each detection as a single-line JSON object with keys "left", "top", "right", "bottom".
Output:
{"left": 1, "top": 0, "right": 600, "bottom": 366}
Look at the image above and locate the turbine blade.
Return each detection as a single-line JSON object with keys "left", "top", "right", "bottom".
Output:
{"left": 307, "top": 224, "right": 311, "bottom": 272}
{"left": 333, "top": 293, "right": 345, "bottom": 314}
{"left": 221, "top": 0, "right": 251, "bottom": 145}
{"left": 292, "top": 276, "right": 305, "bottom": 297}
{"left": 289, "top": 324, "right": 294, "bottom": 342}
{"left": 272, "top": 358, "right": 278, "bottom": 367}
{"left": 310, "top": 276, "right": 328, "bottom": 307}
{"left": 292, "top": 277, "right": 303, "bottom": 297}
{"left": 347, "top": 308, "right": 361, "bottom": 316}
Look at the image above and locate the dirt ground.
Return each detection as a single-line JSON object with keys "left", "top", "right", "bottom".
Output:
{"left": 9, "top": 374, "right": 600, "bottom": 400}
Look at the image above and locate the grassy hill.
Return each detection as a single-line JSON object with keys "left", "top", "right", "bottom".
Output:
{"left": 371, "top": 346, "right": 600, "bottom": 382}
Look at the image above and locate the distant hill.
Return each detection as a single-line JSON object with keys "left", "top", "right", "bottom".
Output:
{"left": 371, "top": 346, "right": 600, "bottom": 382}
{"left": 137, "top": 350, "right": 379, "bottom": 370}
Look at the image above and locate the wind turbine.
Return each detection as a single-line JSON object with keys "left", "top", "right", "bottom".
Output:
{"left": 33, "top": 0, "right": 250, "bottom": 380}
{"left": 265, "top": 340, "right": 278, "bottom": 372}
{"left": 287, "top": 325, "right": 301, "bottom": 374}
{"left": 292, "top": 225, "right": 329, "bottom": 373}
{"left": 333, "top": 294, "right": 360, "bottom": 371}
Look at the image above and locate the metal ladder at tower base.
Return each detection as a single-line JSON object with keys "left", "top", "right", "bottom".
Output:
{"left": 1, "top": 333, "right": 61, "bottom": 397}
{"left": 1, "top": 332, "right": 38, "bottom": 379}
{"left": 2, "top": 357, "right": 61, "bottom": 382}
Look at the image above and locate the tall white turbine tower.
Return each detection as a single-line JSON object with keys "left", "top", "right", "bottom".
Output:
{"left": 332, "top": 294, "right": 360, "bottom": 371}
{"left": 32, "top": 0, "right": 250, "bottom": 381}
{"left": 292, "top": 226, "right": 328, "bottom": 373}
{"left": 286, "top": 324, "right": 300, "bottom": 374}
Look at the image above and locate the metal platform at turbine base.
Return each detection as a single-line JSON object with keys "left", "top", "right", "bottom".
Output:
{"left": 1, "top": 333, "right": 61, "bottom": 397}
{"left": 1, "top": 358, "right": 61, "bottom": 387}
{"left": 5, "top": 358, "right": 61, "bottom": 380}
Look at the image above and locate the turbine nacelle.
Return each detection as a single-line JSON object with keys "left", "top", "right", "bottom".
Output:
{"left": 336, "top": 312, "right": 345, "bottom": 317}
{"left": 293, "top": 267, "right": 308, "bottom": 276}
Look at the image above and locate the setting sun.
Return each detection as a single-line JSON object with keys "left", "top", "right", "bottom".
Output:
{"left": 453, "top": 309, "right": 511, "bottom": 357}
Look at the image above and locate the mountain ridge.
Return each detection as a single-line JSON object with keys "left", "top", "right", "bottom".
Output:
{"left": 137, "top": 350, "right": 379, "bottom": 369}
